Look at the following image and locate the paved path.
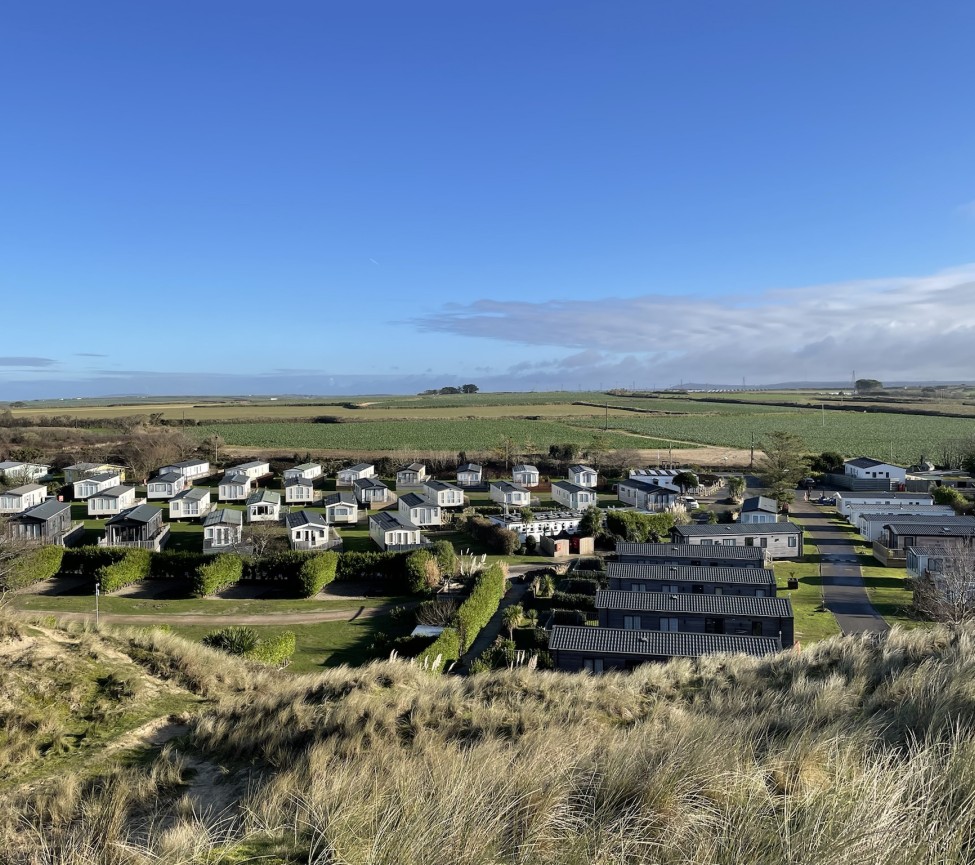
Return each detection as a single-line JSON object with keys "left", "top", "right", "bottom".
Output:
{"left": 790, "top": 499, "right": 889, "bottom": 635}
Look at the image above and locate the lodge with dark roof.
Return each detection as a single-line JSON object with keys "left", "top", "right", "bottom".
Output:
{"left": 595, "top": 590, "right": 794, "bottom": 646}
{"left": 606, "top": 562, "right": 777, "bottom": 596}
{"left": 549, "top": 626, "right": 781, "bottom": 673}
{"left": 615, "top": 542, "right": 772, "bottom": 568}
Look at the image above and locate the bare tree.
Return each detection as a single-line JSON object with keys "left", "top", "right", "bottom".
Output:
{"left": 120, "top": 429, "right": 198, "bottom": 484}
{"left": 913, "top": 543, "right": 975, "bottom": 625}
{"left": 239, "top": 521, "right": 288, "bottom": 558}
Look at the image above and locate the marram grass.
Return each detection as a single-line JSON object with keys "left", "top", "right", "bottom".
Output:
{"left": 2, "top": 616, "right": 975, "bottom": 864}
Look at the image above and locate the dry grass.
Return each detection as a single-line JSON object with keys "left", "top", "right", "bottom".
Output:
{"left": 3, "top": 613, "right": 975, "bottom": 864}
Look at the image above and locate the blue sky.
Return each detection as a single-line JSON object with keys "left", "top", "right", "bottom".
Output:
{"left": 2, "top": 1, "right": 974, "bottom": 398}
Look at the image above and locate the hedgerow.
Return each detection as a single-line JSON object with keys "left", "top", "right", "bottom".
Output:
{"left": 1, "top": 545, "right": 65, "bottom": 591}
{"left": 97, "top": 549, "right": 152, "bottom": 593}
{"left": 297, "top": 552, "right": 339, "bottom": 597}
{"left": 193, "top": 554, "right": 243, "bottom": 597}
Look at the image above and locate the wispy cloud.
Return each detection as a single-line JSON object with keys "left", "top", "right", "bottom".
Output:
{"left": 0, "top": 356, "right": 57, "bottom": 367}
{"left": 74, "top": 352, "right": 108, "bottom": 358}
{"left": 957, "top": 200, "right": 975, "bottom": 218}
{"left": 412, "top": 264, "right": 975, "bottom": 384}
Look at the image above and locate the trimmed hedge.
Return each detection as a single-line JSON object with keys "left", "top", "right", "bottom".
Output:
{"left": 297, "top": 552, "right": 339, "bottom": 598}
{"left": 97, "top": 549, "right": 152, "bottom": 593}
{"left": 416, "top": 562, "right": 508, "bottom": 673}
{"left": 559, "top": 577, "right": 602, "bottom": 596}
{"left": 456, "top": 562, "right": 507, "bottom": 652}
{"left": 61, "top": 546, "right": 126, "bottom": 575}
{"left": 1, "top": 545, "right": 65, "bottom": 591}
{"left": 193, "top": 554, "right": 243, "bottom": 597}
{"left": 148, "top": 550, "right": 208, "bottom": 581}
{"left": 336, "top": 550, "right": 411, "bottom": 591}
{"left": 550, "top": 591, "right": 596, "bottom": 612}
{"left": 416, "top": 626, "right": 462, "bottom": 671}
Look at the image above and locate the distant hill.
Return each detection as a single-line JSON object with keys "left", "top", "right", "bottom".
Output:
{"left": 2, "top": 612, "right": 975, "bottom": 863}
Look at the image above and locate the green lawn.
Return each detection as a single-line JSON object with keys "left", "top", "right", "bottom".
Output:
{"left": 860, "top": 565, "right": 931, "bottom": 630}
{"left": 159, "top": 612, "right": 409, "bottom": 673}
{"left": 774, "top": 561, "right": 841, "bottom": 643}
{"left": 12, "top": 594, "right": 403, "bottom": 617}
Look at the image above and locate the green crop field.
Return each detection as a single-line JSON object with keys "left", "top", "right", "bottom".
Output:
{"left": 577, "top": 406, "right": 975, "bottom": 464}
{"left": 191, "top": 419, "right": 692, "bottom": 452}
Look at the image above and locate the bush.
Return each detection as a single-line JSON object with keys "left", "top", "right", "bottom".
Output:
{"left": 1, "top": 545, "right": 65, "bottom": 591}
{"left": 202, "top": 626, "right": 296, "bottom": 666}
{"left": 605, "top": 510, "right": 676, "bottom": 542}
{"left": 560, "top": 577, "right": 601, "bottom": 595}
{"left": 431, "top": 539, "right": 456, "bottom": 577}
{"left": 464, "top": 515, "right": 520, "bottom": 555}
{"left": 405, "top": 549, "right": 440, "bottom": 594}
{"left": 247, "top": 631, "right": 296, "bottom": 665}
{"left": 193, "top": 554, "right": 243, "bottom": 597}
{"left": 550, "top": 609, "right": 587, "bottom": 626}
{"left": 551, "top": 591, "right": 595, "bottom": 612}
{"left": 296, "top": 551, "right": 338, "bottom": 597}
{"left": 97, "top": 549, "right": 152, "bottom": 593}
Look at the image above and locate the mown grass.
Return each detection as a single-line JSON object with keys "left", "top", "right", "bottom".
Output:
{"left": 10, "top": 594, "right": 398, "bottom": 617}
{"left": 162, "top": 612, "right": 407, "bottom": 673}
{"left": 774, "top": 560, "right": 840, "bottom": 642}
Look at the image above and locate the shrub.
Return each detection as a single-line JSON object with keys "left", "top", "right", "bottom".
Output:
{"left": 560, "top": 577, "right": 601, "bottom": 596}
{"left": 193, "top": 554, "right": 243, "bottom": 597}
{"left": 464, "top": 515, "right": 520, "bottom": 554}
{"left": 296, "top": 551, "right": 338, "bottom": 597}
{"left": 202, "top": 626, "right": 296, "bottom": 666}
{"left": 1, "top": 544, "right": 65, "bottom": 591}
{"left": 97, "top": 549, "right": 152, "bottom": 593}
{"left": 605, "top": 510, "right": 676, "bottom": 542}
{"left": 405, "top": 549, "right": 440, "bottom": 594}
{"left": 247, "top": 631, "right": 296, "bottom": 666}
{"left": 550, "top": 608, "right": 587, "bottom": 626}
{"left": 551, "top": 591, "right": 595, "bottom": 612}
{"left": 431, "top": 539, "right": 456, "bottom": 577}
{"left": 244, "top": 552, "right": 308, "bottom": 584}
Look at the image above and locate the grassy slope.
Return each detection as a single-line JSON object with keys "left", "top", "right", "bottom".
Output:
{"left": 4, "top": 619, "right": 975, "bottom": 864}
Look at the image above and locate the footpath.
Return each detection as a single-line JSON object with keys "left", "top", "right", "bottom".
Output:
{"left": 790, "top": 499, "right": 889, "bottom": 635}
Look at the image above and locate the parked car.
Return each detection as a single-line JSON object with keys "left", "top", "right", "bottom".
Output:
{"left": 682, "top": 498, "right": 700, "bottom": 509}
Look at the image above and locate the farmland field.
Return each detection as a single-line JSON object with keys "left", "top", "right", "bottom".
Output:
{"left": 191, "top": 419, "right": 691, "bottom": 452}
{"left": 579, "top": 408, "right": 975, "bottom": 465}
